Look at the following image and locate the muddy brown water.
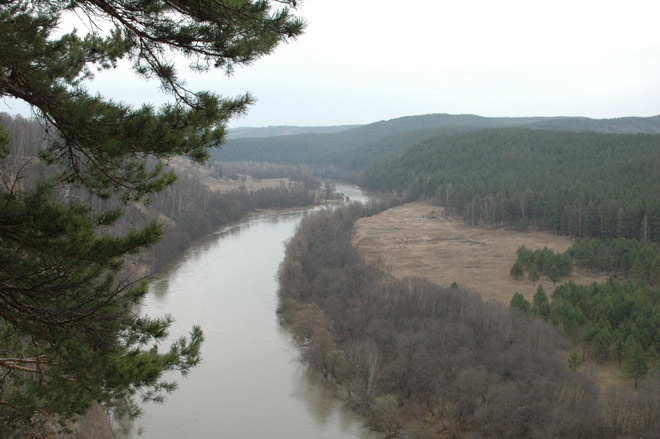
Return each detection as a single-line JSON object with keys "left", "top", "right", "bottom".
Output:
{"left": 124, "top": 185, "right": 370, "bottom": 438}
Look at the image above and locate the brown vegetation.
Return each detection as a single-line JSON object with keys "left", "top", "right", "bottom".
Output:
{"left": 353, "top": 201, "right": 608, "bottom": 304}
{"left": 167, "top": 157, "right": 293, "bottom": 193}
{"left": 353, "top": 202, "right": 654, "bottom": 401}
{"left": 169, "top": 158, "right": 337, "bottom": 199}
{"left": 278, "top": 202, "right": 660, "bottom": 438}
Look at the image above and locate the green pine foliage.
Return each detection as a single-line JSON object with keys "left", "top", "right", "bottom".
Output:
{"left": 0, "top": 126, "right": 9, "bottom": 158}
{"left": 509, "top": 243, "right": 660, "bottom": 386}
{"left": 532, "top": 285, "right": 551, "bottom": 320}
{"left": 214, "top": 113, "right": 660, "bottom": 171}
{"left": 623, "top": 339, "right": 649, "bottom": 387}
{"left": 364, "top": 128, "right": 660, "bottom": 243}
{"left": 510, "top": 245, "right": 573, "bottom": 282}
{"left": 1, "top": 0, "right": 304, "bottom": 433}
{"left": 569, "top": 238, "right": 660, "bottom": 286}
{"left": 510, "top": 260, "right": 524, "bottom": 280}
{"left": 568, "top": 351, "right": 582, "bottom": 371}
{"left": 510, "top": 292, "right": 531, "bottom": 312}
{"left": 0, "top": 184, "right": 204, "bottom": 425}
{"left": 1, "top": 0, "right": 304, "bottom": 200}
{"left": 527, "top": 278, "right": 660, "bottom": 379}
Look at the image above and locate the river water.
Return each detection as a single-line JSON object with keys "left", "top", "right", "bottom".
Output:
{"left": 126, "top": 185, "right": 371, "bottom": 438}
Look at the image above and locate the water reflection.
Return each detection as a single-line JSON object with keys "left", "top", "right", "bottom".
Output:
{"left": 148, "top": 277, "right": 169, "bottom": 299}
{"left": 291, "top": 367, "right": 362, "bottom": 433}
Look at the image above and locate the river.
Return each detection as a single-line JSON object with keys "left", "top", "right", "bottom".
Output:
{"left": 125, "top": 185, "right": 371, "bottom": 438}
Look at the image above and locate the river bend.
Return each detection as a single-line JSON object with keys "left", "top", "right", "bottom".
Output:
{"left": 126, "top": 186, "right": 370, "bottom": 438}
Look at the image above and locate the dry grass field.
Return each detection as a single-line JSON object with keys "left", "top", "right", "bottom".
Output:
{"left": 168, "top": 156, "right": 291, "bottom": 192}
{"left": 353, "top": 202, "right": 608, "bottom": 304}
{"left": 353, "top": 201, "right": 634, "bottom": 390}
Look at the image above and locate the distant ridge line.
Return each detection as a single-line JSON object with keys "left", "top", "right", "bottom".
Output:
{"left": 228, "top": 113, "right": 660, "bottom": 140}
{"left": 227, "top": 125, "right": 362, "bottom": 139}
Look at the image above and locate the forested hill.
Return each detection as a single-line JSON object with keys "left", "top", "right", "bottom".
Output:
{"left": 228, "top": 124, "right": 361, "bottom": 139}
{"left": 212, "top": 113, "right": 660, "bottom": 169}
{"left": 364, "top": 128, "right": 660, "bottom": 243}
{"left": 527, "top": 115, "right": 660, "bottom": 133}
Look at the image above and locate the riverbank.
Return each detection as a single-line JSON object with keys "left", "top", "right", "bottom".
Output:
{"left": 352, "top": 201, "right": 644, "bottom": 400}
{"left": 278, "top": 201, "right": 613, "bottom": 438}
{"left": 71, "top": 166, "right": 326, "bottom": 438}
{"left": 74, "top": 181, "right": 360, "bottom": 438}
{"left": 123, "top": 191, "right": 370, "bottom": 438}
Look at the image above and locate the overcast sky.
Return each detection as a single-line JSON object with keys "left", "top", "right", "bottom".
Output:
{"left": 4, "top": 0, "right": 660, "bottom": 127}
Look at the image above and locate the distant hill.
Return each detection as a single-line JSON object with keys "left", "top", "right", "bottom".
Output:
{"left": 212, "top": 113, "right": 660, "bottom": 169}
{"left": 524, "top": 115, "right": 660, "bottom": 133}
{"left": 227, "top": 125, "right": 361, "bottom": 139}
{"left": 364, "top": 127, "right": 660, "bottom": 242}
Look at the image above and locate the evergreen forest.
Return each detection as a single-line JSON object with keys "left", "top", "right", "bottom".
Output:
{"left": 215, "top": 113, "right": 660, "bottom": 170}
{"left": 363, "top": 128, "right": 660, "bottom": 243}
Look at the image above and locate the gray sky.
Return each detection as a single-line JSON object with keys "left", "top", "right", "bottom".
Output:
{"left": 4, "top": 0, "right": 660, "bottom": 127}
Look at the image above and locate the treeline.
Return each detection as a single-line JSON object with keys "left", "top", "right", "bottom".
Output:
{"left": 214, "top": 114, "right": 573, "bottom": 171}
{"left": 217, "top": 161, "right": 320, "bottom": 189}
{"left": 66, "top": 167, "right": 321, "bottom": 272}
{"left": 510, "top": 246, "right": 573, "bottom": 283}
{"left": 0, "top": 113, "right": 48, "bottom": 157}
{"left": 0, "top": 113, "right": 322, "bottom": 273}
{"left": 214, "top": 123, "right": 467, "bottom": 171}
{"left": 511, "top": 236, "right": 660, "bottom": 381}
{"left": 0, "top": 114, "right": 323, "bottom": 435}
{"left": 143, "top": 178, "right": 318, "bottom": 271}
{"left": 214, "top": 113, "right": 660, "bottom": 171}
{"left": 569, "top": 238, "right": 660, "bottom": 286}
{"left": 364, "top": 128, "right": 660, "bottom": 243}
{"left": 278, "top": 204, "right": 660, "bottom": 438}
{"left": 512, "top": 279, "right": 660, "bottom": 386}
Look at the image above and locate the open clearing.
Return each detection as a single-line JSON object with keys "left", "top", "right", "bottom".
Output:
{"left": 353, "top": 202, "right": 632, "bottom": 389}
{"left": 169, "top": 157, "right": 291, "bottom": 192}
{"left": 353, "top": 202, "right": 608, "bottom": 304}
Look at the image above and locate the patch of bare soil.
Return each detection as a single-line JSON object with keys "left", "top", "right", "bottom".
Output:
{"left": 353, "top": 202, "right": 607, "bottom": 304}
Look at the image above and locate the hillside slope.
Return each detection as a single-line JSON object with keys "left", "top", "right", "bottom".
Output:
{"left": 212, "top": 113, "right": 660, "bottom": 169}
